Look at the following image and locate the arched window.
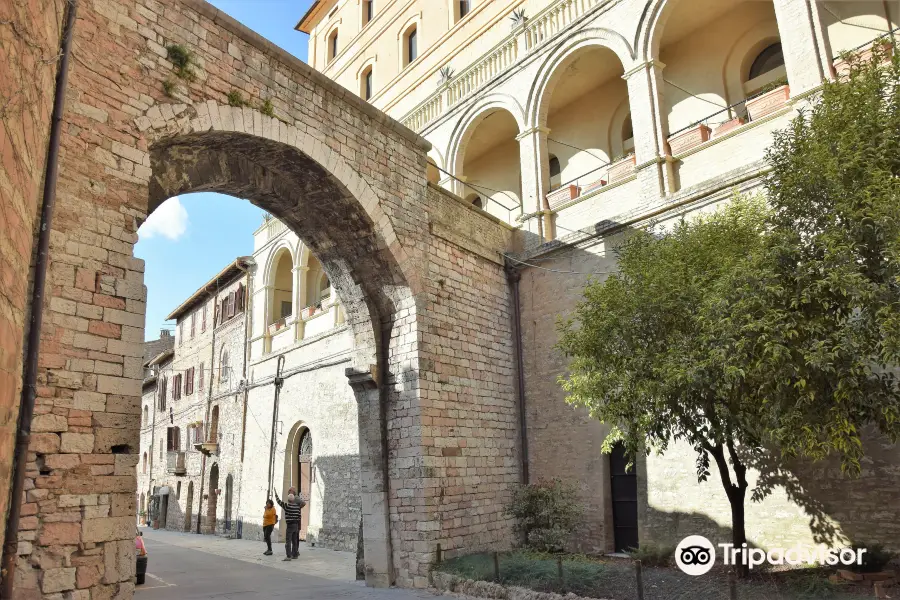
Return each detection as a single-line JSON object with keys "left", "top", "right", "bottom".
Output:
{"left": 403, "top": 25, "right": 418, "bottom": 67}
{"left": 142, "top": 452, "right": 147, "bottom": 474}
{"left": 748, "top": 43, "right": 784, "bottom": 81}
{"left": 267, "top": 249, "right": 294, "bottom": 329}
{"left": 362, "top": 0, "right": 374, "bottom": 26}
{"left": 459, "top": 0, "right": 471, "bottom": 19}
{"left": 361, "top": 65, "right": 374, "bottom": 100}
{"left": 471, "top": 196, "right": 483, "bottom": 209}
{"left": 549, "top": 155, "right": 562, "bottom": 191}
{"left": 143, "top": 405, "right": 148, "bottom": 426}
{"left": 328, "top": 29, "right": 339, "bottom": 63}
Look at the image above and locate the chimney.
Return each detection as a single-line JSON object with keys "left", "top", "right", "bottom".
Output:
{"left": 160, "top": 329, "right": 171, "bottom": 339}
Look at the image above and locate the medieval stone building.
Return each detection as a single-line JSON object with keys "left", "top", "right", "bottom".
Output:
{"left": 1, "top": 0, "right": 900, "bottom": 598}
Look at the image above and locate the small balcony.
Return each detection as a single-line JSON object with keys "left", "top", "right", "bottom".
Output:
{"left": 166, "top": 451, "right": 186, "bottom": 475}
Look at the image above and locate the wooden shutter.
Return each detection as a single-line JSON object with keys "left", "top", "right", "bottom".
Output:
{"left": 202, "top": 304, "right": 207, "bottom": 331}
{"left": 199, "top": 362, "right": 205, "bottom": 391}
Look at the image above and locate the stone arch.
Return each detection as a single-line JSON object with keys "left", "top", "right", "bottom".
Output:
{"left": 447, "top": 94, "right": 525, "bottom": 170}
{"left": 146, "top": 103, "right": 416, "bottom": 370}
{"left": 527, "top": 29, "right": 635, "bottom": 128}
{"left": 637, "top": 0, "right": 677, "bottom": 62}
{"left": 145, "top": 102, "right": 418, "bottom": 586}
{"left": 265, "top": 244, "right": 296, "bottom": 328}
{"left": 724, "top": 19, "right": 782, "bottom": 100}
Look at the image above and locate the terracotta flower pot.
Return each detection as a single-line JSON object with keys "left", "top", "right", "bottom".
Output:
{"left": 667, "top": 124, "right": 711, "bottom": 155}
{"left": 608, "top": 155, "right": 636, "bottom": 183}
{"left": 746, "top": 85, "right": 790, "bottom": 121}
{"left": 546, "top": 184, "right": 579, "bottom": 209}
{"left": 713, "top": 117, "right": 745, "bottom": 138}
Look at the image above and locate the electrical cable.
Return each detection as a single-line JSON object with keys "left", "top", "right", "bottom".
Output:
{"left": 433, "top": 164, "right": 520, "bottom": 211}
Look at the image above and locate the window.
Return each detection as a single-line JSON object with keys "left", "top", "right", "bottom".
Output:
{"left": 199, "top": 362, "right": 205, "bottom": 391}
{"left": 176, "top": 481, "right": 181, "bottom": 499}
{"left": 459, "top": 0, "right": 470, "bottom": 19}
{"left": 173, "top": 373, "right": 182, "bottom": 401}
{"left": 142, "top": 452, "right": 147, "bottom": 474}
{"left": 363, "top": 0, "right": 374, "bottom": 25}
{"left": 748, "top": 43, "right": 784, "bottom": 81}
{"left": 328, "top": 29, "right": 339, "bottom": 63}
{"left": 201, "top": 303, "right": 207, "bottom": 332}
{"left": 190, "top": 312, "right": 196, "bottom": 338}
{"left": 158, "top": 376, "right": 167, "bottom": 410}
{"left": 178, "top": 321, "right": 183, "bottom": 344}
{"left": 166, "top": 426, "right": 181, "bottom": 451}
{"left": 219, "top": 349, "right": 230, "bottom": 384}
{"left": 185, "top": 367, "right": 194, "bottom": 396}
{"left": 143, "top": 405, "right": 148, "bottom": 426}
{"left": 361, "top": 66, "right": 374, "bottom": 100}
{"left": 404, "top": 25, "right": 418, "bottom": 66}
{"left": 193, "top": 423, "right": 203, "bottom": 444}
{"left": 549, "top": 155, "right": 561, "bottom": 191}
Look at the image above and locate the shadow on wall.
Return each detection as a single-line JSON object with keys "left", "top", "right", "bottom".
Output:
{"left": 637, "top": 432, "right": 900, "bottom": 553}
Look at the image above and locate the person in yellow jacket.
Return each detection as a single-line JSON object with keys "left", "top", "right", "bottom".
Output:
{"left": 262, "top": 499, "right": 277, "bottom": 556}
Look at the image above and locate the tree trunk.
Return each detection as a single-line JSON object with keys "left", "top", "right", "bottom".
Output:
{"left": 727, "top": 487, "right": 749, "bottom": 578}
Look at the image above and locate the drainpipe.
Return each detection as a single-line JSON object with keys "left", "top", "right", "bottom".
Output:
{"left": 505, "top": 264, "right": 529, "bottom": 484}
{"left": 1, "top": 2, "right": 79, "bottom": 595}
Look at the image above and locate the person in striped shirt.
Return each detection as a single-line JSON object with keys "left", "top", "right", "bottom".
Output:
{"left": 274, "top": 489, "right": 306, "bottom": 560}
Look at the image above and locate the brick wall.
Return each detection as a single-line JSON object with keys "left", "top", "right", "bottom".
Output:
{"left": 0, "top": 0, "right": 64, "bottom": 561}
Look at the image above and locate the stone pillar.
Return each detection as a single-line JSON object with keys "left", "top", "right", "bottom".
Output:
{"left": 772, "top": 0, "right": 830, "bottom": 95}
{"left": 623, "top": 60, "right": 675, "bottom": 198}
{"left": 346, "top": 367, "right": 393, "bottom": 588}
{"left": 516, "top": 126, "right": 552, "bottom": 239}
{"left": 293, "top": 266, "right": 307, "bottom": 340}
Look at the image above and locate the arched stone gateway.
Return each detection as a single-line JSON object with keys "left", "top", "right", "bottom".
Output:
{"left": 7, "top": 0, "right": 518, "bottom": 596}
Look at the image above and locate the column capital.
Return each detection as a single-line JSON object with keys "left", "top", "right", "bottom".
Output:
{"left": 292, "top": 266, "right": 309, "bottom": 273}
{"left": 622, "top": 60, "right": 666, "bottom": 80}
{"left": 515, "top": 126, "right": 551, "bottom": 141}
{"left": 345, "top": 365, "right": 379, "bottom": 392}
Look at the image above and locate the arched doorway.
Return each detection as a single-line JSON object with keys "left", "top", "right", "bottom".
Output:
{"left": 297, "top": 429, "right": 313, "bottom": 541}
{"left": 207, "top": 463, "right": 219, "bottom": 534}
{"left": 224, "top": 474, "right": 234, "bottom": 531}
{"left": 184, "top": 481, "right": 194, "bottom": 532}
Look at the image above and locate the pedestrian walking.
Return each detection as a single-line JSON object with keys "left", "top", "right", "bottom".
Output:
{"left": 274, "top": 490, "right": 306, "bottom": 560}
{"left": 262, "top": 499, "right": 277, "bottom": 556}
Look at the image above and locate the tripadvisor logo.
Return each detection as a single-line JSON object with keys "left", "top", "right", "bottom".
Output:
{"left": 675, "top": 535, "right": 868, "bottom": 576}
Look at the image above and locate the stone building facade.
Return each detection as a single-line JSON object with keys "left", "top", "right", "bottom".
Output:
{"left": 299, "top": 0, "right": 900, "bottom": 556}
{"left": 137, "top": 259, "right": 251, "bottom": 538}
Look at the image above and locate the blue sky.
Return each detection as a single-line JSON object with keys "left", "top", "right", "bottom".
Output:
{"left": 136, "top": 0, "right": 315, "bottom": 340}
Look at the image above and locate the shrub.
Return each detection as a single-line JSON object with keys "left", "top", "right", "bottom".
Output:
{"left": 260, "top": 98, "right": 275, "bottom": 117}
{"left": 847, "top": 544, "right": 895, "bottom": 573}
{"left": 506, "top": 479, "right": 582, "bottom": 552}
{"left": 166, "top": 44, "right": 196, "bottom": 81}
{"left": 627, "top": 543, "right": 674, "bottom": 567}
{"left": 227, "top": 90, "right": 247, "bottom": 107}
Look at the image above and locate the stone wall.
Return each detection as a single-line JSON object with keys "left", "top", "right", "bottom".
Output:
{"left": 11, "top": 0, "right": 520, "bottom": 595}
{"left": 0, "top": 0, "right": 64, "bottom": 561}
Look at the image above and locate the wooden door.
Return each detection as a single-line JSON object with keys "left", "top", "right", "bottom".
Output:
{"left": 609, "top": 443, "right": 639, "bottom": 552}
{"left": 298, "top": 430, "right": 312, "bottom": 541}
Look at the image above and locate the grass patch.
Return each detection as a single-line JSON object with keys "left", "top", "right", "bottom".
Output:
{"left": 438, "top": 551, "right": 612, "bottom": 597}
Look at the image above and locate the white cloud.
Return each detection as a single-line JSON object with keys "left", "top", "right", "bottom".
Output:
{"left": 139, "top": 196, "right": 189, "bottom": 241}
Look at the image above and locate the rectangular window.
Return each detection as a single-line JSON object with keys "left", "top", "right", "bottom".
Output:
{"left": 460, "top": 0, "right": 470, "bottom": 18}
{"left": 158, "top": 376, "right": 167, "bottom": 410}
{"left": 408, "top": 28, "right": 417, "bottom": 64}
{"left": 178, "top": 321, "right": 183, "bottom": 344}
{"left": 365, "top": 0, "right": 374, "bottom": 23}
{"left": 202, "top": 303, "right": 207, "bottom": 332}
{"left": 330, "top": 32, "right": 338, "bottom": 62}
{"left": 365, "top": 70, "right": 373, "bottom": 100}
{"left": 191, "top": 312, "right": 196, "bottom": 338}
{"left": 199, "top": 362, "right": 205, "bottom": 391}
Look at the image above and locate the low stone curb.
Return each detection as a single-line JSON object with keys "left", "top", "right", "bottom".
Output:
{"left": 430, "top": 571, "right": 613, "bottom": 600}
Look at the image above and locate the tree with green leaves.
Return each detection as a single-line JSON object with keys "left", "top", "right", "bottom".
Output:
{"left": 712, "top": 46, "right": 900, "bottom": 474}
{"left": 558, "top": 47, "right": 900, "bottom": 565}
{"left": 557, "top": 198, "right": 770, "bottom": 564}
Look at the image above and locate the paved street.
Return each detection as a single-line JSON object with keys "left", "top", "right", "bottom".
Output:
{"left": 135, "top": 528, "right": 442, "bottom": 599}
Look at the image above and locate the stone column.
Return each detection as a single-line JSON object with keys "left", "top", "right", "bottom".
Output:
{"left": 772, "top": 0, "right": 830, "bottom": 95}
{"left": 516, "top": 126, "right": 552, "bottom": 239}
{"left": 259, "top": 284, "right": 273, "bottom": 353}
{"left": 346, "top": 367, "right": 393, "bottom": 588}
{"left": 623, "top": 60, "right": 675, "bottom": 198}
{"left": 293, "top": 266, "right": 307, "bottom": 340}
